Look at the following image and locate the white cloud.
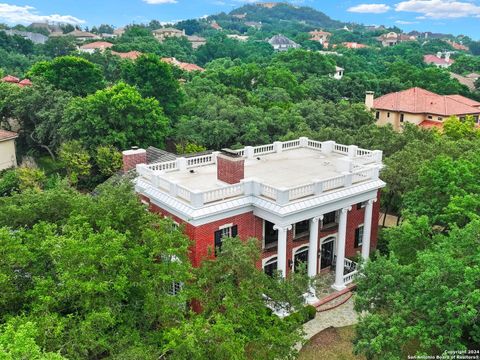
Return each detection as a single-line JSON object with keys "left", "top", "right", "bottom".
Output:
{"left": 143, "top": 0, "right": 178, "bottom": 3}
{"left": 0, "top": 3, "right": 85, "bottom": 24}
{"left": 347, "top": 3, "right": 391, "bottom": 13}
{"left": 395, "top": 19, "right": 419, "bottom": 23}
{"left": 395, "top": 0, "right": 480, "bottom": 19}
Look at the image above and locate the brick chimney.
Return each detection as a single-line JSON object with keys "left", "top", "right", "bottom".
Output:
{"left": 365, "top": 91, "right": 374, "bottom": 110}
{"left": 217, "top": 152, "right": 244, "bottom": 184}
{"left": 122, "top": 147, "right": 147, "bottom": 172}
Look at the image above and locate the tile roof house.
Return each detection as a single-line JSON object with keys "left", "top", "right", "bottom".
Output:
{"left": 78, "top": 41, "right": 114, "bottom": 54}
{"left": 424, "top": 53, "right": 454, "bottom": 68}
{"left": 268, "top": 34, "right": 300, "bottom": 52}
{"left": 450, "top": 73, "right": 476, "bottom": 91}
{"left": 309, "top": 30, "right": 331, "bottom": 47}
{"left": 126, "top": 137, "right": 385, "bottom": 301}
{"left": 341, "top": 42, "right": 368, "bottom": 49}
{"left": 152, "top": 27, "right": 185, "bottom": 42}
{"left": 377, "top": 32, "right": 416, "bottom": 47}
{"left": 187, "top": 35, "right": 207, "bottom": 49}
{"left": 3, "top": 30, "right": 48, "bottom": 44}
{"left": 63, "top": 30, "right": 101, "bottom": 41}
{"left": 366, "top": 88, "right": 480, "bottom": 131}
{"left": 0, "top": 130, "right": 18, "bottom": 170}
{"left": 161, "top": 57, "right": 205, "bottom": 72}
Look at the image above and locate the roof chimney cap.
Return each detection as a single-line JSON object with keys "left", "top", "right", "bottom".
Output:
{"left": 131, "top": 146, "right": 139, "bottom": 150}
{"left": 220, "top": 148, "right": 241, "bottom": 158}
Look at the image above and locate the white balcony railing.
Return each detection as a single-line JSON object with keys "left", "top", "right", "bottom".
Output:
{"left": 343, "top": 259, "right": 358, "bottom": 285}
{"left": 136, "top": 138, "right": 383, "bottom": 208}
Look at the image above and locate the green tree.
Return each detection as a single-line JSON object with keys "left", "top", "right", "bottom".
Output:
{"left": 58, "top": 141, "right": 91, "bottom": 186}
{"left": 41, "top": 36, "right": 77, "bottom": 57}
{"left": 28, "top": 56, "right": 105, "bottom": 96}
{"left": 62, "top": 82, "right": 169, "bottom": 150}
{"left": 121, "top": 54, "right": 183, "bottom": 117}
{"left": 163, "top": 237, "right": 309, "bottom": 360}
{"left": 95, "top": 145, "right": 122, "bottom": 177}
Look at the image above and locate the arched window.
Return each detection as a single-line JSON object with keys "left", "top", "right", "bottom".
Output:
{"left": 263, "top": 257, "right": 277, "bottom": 277}
{"left": 293, "top": 246, "right": 309, "bottom": 272}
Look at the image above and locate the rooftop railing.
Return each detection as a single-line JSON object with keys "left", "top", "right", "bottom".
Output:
{"left": 136, "top": 137, "right": 383, "bottom": 208}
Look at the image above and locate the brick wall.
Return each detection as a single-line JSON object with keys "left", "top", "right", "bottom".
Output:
{"left": 122, "top": 149, "right": 147, "bottom": 172}
{"left": 144, "top": 189, "right": 381, "bottom": 274}
{"left": 217, "top": 154, "right": 244, "bottom": 184}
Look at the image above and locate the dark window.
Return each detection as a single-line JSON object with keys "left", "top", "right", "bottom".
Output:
{"left": 375, "top": 111, "right": 380, "bottom": 119}
{"left": 264, "top": 221, "right": 278, "bottom": 249}
{"left": 322, "top": 211, "right": 337, "bottom": 227}
{"left": 214, "top": 225, "right": 238, "bottom": 255}
{"left": 356, "top": 202, "right": 366, "bottom": 210}
{"left": 428, "top": 115, "right": 433, "bottom": 119}
{"left": 264, "top": 257, "right": 277, "bottom": 277}
{"left": 294, "top": 220, "right": 309, "bottom": 239}
{"left": 387, "top": 112, "right": 390, "bottom": 118}
{"left": 293, "top": 247, "right": 308, "bottom": 272}
{"left": 354, "top": 226, "right": 364, "bottom": 248}
{"left": 400, "top": 113, "right": 404, "bottom": 122}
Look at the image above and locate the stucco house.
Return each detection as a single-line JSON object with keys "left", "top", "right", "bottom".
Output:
{"left": 152, "top": 28, "right": 185, "bottom": 42}
{"left": 366, "top": 88, "right": 480, "bottom": 131}
{"left": 377, "top": 32, "right": 416, "bottom": 47}
{"left": 78, "top": 41, "right": 114, "bottom": 54}
{"left": 125, "top": 137, "right": 385, "bottom": 303}
{"left": 424, "top": 52, "right": 454, "bottom": 68}
{"left": 0, "top": 130, "right": 18, "bottom": 171}
{"left": 309, "top": 30, "right": 331, "bottom": 47}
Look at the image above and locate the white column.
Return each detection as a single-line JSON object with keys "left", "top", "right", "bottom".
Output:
{"left": 274, "top": 224, "right": 292, "bottom": 278}
{"left": 332, "top": 206, "right": 351, "bottom": 291}
{"left": 361, "top": 199, "right": 375, "bottom": 260}
{"left": 308, "top": 216, "right": 322, "bottom": 277}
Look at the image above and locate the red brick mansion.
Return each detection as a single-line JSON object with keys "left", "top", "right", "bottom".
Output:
{"left": 124, "top": 137, "right": 385, "bottom": 301}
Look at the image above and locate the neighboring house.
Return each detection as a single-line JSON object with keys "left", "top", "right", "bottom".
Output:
{"left": 101, "top": 33, "right": 117, "bottom": 39}
{"left": 161, "top": 57, "right": 205, "bottom": 72}
{"left": 126, "top": 137, "right": 384, "bottom": 301}
{"left": 450, "top": 73, "right": 476, "bottom": 91}
{"left": 227, "top": 34, "right": 249, "bottom": 42}
{"left": 152, "top": 27, "right": 185, "bottom": 42}
{"left": 3, "top": 30, "right": 48, "bottom": 44}
{"left": 187, "top": 35, "right": 207, "bottom": 49}
{"left": 62, "top": 30, "right": 101, "bottom": 41}
{"left": 113, "top": 27, "right": 126, "bottom": 37}
{"left": 210, "top": 22, "right": 222, "bottom": 30}
{"left": 0, "top": 130, "right": 18, "bottom": 170}
{"left": 78, "top": 41, "right": 114, "bottom": 54}
{"left": 423, "top": 52, "right": 454, "bottom": 68}
{"left": 268, "top": 34, "right": 300, "bottom": 52}
{"left": 1, "top": 75, "right": 32, "bottom": 88}
{"left": 366, "top": 88, "right": 480, "bottom": 131}
{"left": 309, "top": 30, "right": 331, "bottom": 47}
{"left": 111, "top": 51, "right": 143, "bottom": 60}
{"left": 446, "top": 40, "right": 469, "bottom": 51}
{"left": 377, "top": 32, "right": 416, "bottom": 47}
{"left": 333, "top": 66, "right": 344, "bottom": 80}
{"left": 341, "top": 42, "right": 368, "bottom": 49}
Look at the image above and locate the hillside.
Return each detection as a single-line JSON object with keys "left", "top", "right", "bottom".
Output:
{"left": 232, "top": 3, "right": 344, "bottom": 29}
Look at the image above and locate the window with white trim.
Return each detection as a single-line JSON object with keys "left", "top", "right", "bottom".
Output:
{"left": 169, "top": 281, "right": 183, "bottom": 296}
{"left": 263, "top": 221, "right": 278, "bottom": 249}
{"left": 214, "top": 225, "right": 238, "bottom": 255}
{"left": 263, "top": 257, "right": 277, "bottom": 277}
{"left": 293, "top": 220, "right": 309, "bottom": 239}
{"left": 354, "top": 226, "right": 364, "bottom": 248}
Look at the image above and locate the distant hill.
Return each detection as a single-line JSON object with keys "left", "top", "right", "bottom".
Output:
{"left": 229, "top": 3, "right": 344, "bottom": 30}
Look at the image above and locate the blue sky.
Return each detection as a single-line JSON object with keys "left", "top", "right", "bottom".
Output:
{"left": 0, "top": 0, "right": 479, "bottom": 39}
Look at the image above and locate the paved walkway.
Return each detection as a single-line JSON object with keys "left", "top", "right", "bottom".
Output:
{"left": 303, "top": 296, "right": 359, "bottom": 341}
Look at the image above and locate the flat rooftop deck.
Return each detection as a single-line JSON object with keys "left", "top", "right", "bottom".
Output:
{"left": 159, "top": 148, "right": 346, "bottom": 191}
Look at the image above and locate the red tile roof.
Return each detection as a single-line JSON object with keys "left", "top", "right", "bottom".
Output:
{"left": 18, "top": 79, "right": 32, "bottom": 87}
{"left": 423, "top": 54, "right": 454, "bottom": 66}
{"left": 79, "top": 41, "right": 114, "bottom": 50}
{"left": 419, "top": 120, "right": 444, "bottom": 129}
{"left": 161, "top": 57, "right": 205, "bottom": 72}
{"left": 2, "top": 75, "right": 19, "bottom": 83}
{"left": 373, "top": 87, "right": 480, "bottom": 116}
{"left": 111, "top": 51, "right": 143, "bottom": 60}
{"left": 446, "top": 94, "right": 480, "bottom": 108}
{"left": 0, "top": 129, "right": 18, "bottom": 142}
{"left": 342, "top": 42, "right": 368, "bottom": 49}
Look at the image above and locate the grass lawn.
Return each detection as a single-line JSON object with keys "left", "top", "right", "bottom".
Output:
{"left": 298, "top": 325, "right": 364, "bottom": 360}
